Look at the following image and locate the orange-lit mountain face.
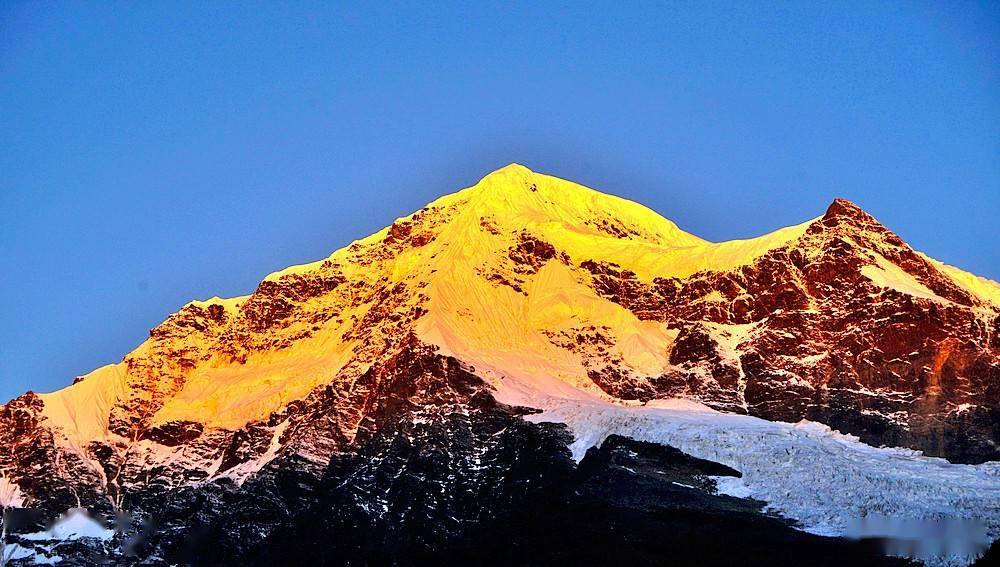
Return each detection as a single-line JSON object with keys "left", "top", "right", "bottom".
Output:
{"left": 2, "top": 165, "right": 999, "bottom": 563}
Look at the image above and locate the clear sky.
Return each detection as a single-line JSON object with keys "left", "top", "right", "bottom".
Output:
{"left": 1, "top": 2, "right": 998, "bottom": 402}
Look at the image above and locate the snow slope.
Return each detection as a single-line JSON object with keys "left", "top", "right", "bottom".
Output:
{"left": 498, "top": 375, "right": 1000, "bottom": 566}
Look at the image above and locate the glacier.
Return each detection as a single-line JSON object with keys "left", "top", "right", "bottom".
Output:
{"left": 513, "top": 385, "right": 999, "bottom": 566}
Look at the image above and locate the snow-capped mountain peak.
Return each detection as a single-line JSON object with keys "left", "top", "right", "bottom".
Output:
{"left": 1, "top": 165, "right": 998, "bottom": 565}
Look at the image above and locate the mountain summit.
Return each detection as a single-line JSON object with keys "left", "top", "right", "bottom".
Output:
{"left": 2, "top": 165, "right": 998, "bottom": 565}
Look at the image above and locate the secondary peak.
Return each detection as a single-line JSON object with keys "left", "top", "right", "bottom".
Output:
{"left": 824, "top": 198, "right": 868, "bottom": 220}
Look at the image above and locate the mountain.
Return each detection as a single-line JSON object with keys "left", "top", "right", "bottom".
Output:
{"left": 1, "top": 164, "right": 998, "bottom": 565}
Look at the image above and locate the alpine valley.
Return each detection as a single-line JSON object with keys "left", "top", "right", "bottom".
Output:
{"left": 2, "top": 165, "right": 999, "bottom": 566}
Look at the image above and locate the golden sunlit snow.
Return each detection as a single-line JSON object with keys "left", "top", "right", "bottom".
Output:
{"left": 31, "top": 164, "right": 1000, "bottom": 445}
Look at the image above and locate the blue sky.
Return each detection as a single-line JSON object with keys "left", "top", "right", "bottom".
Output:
{"left": 1, "top": 2, "right": 998, "bottom": 402}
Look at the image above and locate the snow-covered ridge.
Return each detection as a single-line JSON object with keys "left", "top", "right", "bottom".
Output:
{"left": 26, "top": 164, "right": 828, "bottom": 436}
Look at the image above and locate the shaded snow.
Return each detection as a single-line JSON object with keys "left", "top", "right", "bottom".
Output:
{"left": 1, "top": 543, "right": 36, "bottom": 563}
{"left": 498, "top": 376, "right": 1000, "bottom": 566}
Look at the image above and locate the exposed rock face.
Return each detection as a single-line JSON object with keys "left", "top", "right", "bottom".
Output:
{"left": 35, "top": 348, "right": 905, "bottom": 566}
{"left": 0, "top": 393, "right": 109, "bottom": 513}
{"left": 0, "top": 164, "right": 996, "bottom": 564}
{"left": 579, "top": 199, "right": 1000, "bottom": 462}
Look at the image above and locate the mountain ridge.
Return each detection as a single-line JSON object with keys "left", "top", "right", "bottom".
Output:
{"left": 191, "top": 165, "right": 1000, "bottom": 310}
{"left": 6, "top": 164, "right": 999, "bottom": 452}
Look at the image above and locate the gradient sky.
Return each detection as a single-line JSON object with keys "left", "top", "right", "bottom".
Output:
{"left": 2, "top": 2, "right": 998, "bottom": 402}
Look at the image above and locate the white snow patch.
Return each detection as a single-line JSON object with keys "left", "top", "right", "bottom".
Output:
{"left": 0, "top": 544, "right": 62, "bottom": 566}
{"left": 694, "top": 290, "right": 725, "bottom": 304}
{"left": 0, "top": 476, "right": 27, "bottom": 508}
{"left": 216, "top": 419, "right": 291, "bottom": 485}
{"left": 861, "top": 254, "right": 946, "bottom": 303}
{"left": 1, "top": 543, "right": 36, "bottom": 563}
{"left": 794, "top": 352, "right": 829, "bottom": 365}
{"left": 709, "top": 475, "right": 753, "bottom": 499}
{"left": 31, "top": 552, "right": 63, "bottom": 565}
{"left": 23, "top": 508, "right": 113, "bottom": 542}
